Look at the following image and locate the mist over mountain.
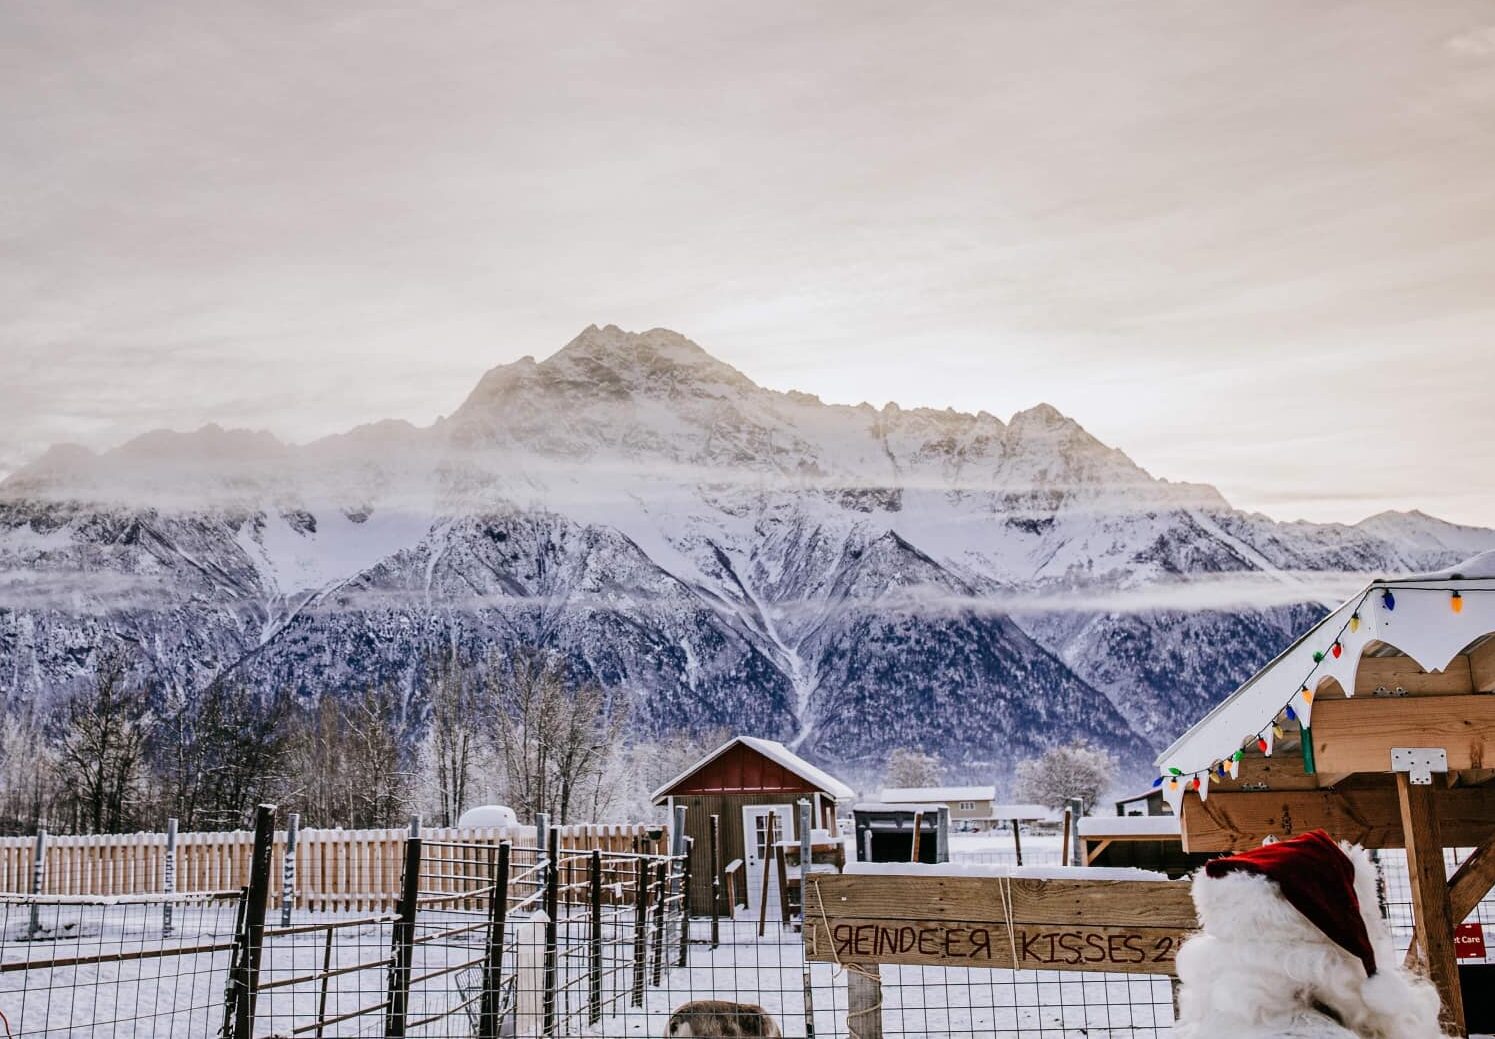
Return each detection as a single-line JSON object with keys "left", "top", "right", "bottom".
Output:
{"left": 3, "top": 325, "right": 1491, "bottom": 789}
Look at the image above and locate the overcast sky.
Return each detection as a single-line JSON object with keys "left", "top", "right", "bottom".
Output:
{"left": 3, "top": 1, "right": 1494, "bottom": 525}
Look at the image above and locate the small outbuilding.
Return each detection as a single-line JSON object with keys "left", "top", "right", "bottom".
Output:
{"left": 651, "top": 736, "right": 856, "bottom": 915}
{"left": 878, "top": 785, "right": 998, "bottom": 831}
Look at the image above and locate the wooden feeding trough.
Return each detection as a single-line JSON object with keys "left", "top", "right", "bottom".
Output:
{"left": 1154, "top": 553, "right": 1495, "bottom": 1036}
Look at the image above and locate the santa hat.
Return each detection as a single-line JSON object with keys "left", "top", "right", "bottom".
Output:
{"left": 1204, "top": 829, "right": 1378, "bottom": 977}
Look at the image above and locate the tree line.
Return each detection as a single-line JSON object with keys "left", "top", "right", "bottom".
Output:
{"left": 0, "top": 646, "right": 716, "bottom": 837}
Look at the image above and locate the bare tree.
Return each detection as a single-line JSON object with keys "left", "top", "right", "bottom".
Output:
{"left": 422, "top": 656, "right": 482, "bottom": 826}
{"left": 486, "top": 651, "right": 627, "bottom": 825}
{"left": 0, "top": 707, "right": 63, "bottom": 835}
{"left": 51, "top": 652, "right": 154, "bottom": 833}
{"left": 284, "top": 685, "right": 414, "bottom": 828}
{"left": 153, "top": 680, "right": 290, "bottom": 829}
{"left": 1012, "top": 741, "right": 1117, "bottom": 814}
{"left": 884, "top": 747, "right": 944, "bottom": 789}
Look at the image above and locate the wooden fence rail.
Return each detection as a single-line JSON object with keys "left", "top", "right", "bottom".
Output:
{"left": 0, "top": 823, "right": 663, "bottom": 913}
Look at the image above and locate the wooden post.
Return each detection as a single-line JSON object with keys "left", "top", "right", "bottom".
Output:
{"left": 1010, "top": 819, "right": 1023, "bottom": 866}
{"left": 478, "top": 842, "right": 512, "bottom": 1039}
{"left": 846, "top": 963, "right": 883, "bottom": 1039}
{"left": 909, "top": 811, "right": 923, "bottom": 863}
{"left": 589, "top": 848, "right": 603, "bottom": 1024}
{"left": 384, "top": 829, "right": 423, "bottom": 1038}
{"left": 1061, "top": 805, "right": 1073, "bottom": 866}
{"left": 758, "top": 812, "right": 777, "bottom": 937}
{"left": 709, "top": 815, "right": 722, "bottom": 948}
{"left": 1396, "top": 772, "right": 1464, "bottom": 1036}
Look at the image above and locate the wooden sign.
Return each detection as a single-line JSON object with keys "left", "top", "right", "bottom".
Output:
{"left": 803, "top": 873, "right": 1197, "bottom": 976}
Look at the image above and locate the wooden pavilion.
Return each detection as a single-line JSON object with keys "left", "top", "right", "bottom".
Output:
{"left": 1155, "top": 551, "right": 1495, "bottom": 1036}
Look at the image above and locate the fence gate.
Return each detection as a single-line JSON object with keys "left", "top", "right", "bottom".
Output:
{"left": 804, "top": 871, "right": 1199, "bottom": 1038}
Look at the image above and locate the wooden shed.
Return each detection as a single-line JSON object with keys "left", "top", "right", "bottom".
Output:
{"left": 1155, "top": 552, "right": 1495, "bottom": 1036}
{"left": 651, "top": 736, "right": 855, "bottom": 916}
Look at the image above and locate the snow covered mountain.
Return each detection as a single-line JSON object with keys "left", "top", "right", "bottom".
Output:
{"left": 3, "top": 325, "right": 1491, "bottom": 788}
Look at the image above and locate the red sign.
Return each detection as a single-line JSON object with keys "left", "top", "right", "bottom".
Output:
{"left": 1455, "top": 922, "right": 1486, "bottom": 959}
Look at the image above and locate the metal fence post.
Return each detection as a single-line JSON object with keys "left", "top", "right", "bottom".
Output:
{"left": 280, "top": 812, "right": 299, "bottom": 927}
{"left": 163, "top": 818, "right": 177, "bottom": 937}
{"left": 677, "top": 838, "right": 691, "bottom": 968}
{"left": 1067, "top": 798, "right": 1085, "bottom": 865}
{"left": 588, "top": 848, "right": 603, "bottom": 1024}
{"left": 543, "top": 826, "right": 559, "bottom": 1037}
{"left": 27, "top": 827, "right": 47, "bottom": 939}
{"left": 478, "top": 841, "right": 512, "bottom": 1039}
{"left": 384, "top": 830, "right": 423, "bottom": 1038}
{"left": 225, "top": 803, "right": 276, "bottom": 1039}
{"left": 630, "top": 854, "right": 649, "bottom": 1006}
{"left": 709, "top": 815, "right": 721, "bottom": 948}
{"left": 797, "top": 800, "right": 814, "bottom": 1037}
{"left": 650, "top": 859, "right": 667, "bottom": 986}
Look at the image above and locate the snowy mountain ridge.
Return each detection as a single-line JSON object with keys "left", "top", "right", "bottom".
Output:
{"left": 3, "top": 325, "right": 1491, "bottom": 787}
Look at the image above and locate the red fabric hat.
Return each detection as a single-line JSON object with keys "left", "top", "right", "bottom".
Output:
{"left": 1205, "top": 829, "right": 1377, "bottom": 977}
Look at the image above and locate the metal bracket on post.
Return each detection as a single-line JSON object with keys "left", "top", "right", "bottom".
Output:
{"left": 1391, "top": 747, "right": 1448, "bottom": 786}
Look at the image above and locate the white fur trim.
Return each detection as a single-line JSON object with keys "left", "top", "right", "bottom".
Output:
{"left": 1176, "top": 843, "right": 1452, "bottom": 1039}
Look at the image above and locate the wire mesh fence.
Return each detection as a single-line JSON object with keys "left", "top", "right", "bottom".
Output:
{"left": 865, "top": 965, "right": 1174, "bottom": 1039}
{"left": 7, "top": 810, "right": 1495, "bottom": 1039}
{"left": 0, "top": 889, "right": 241, "bottom": 1037}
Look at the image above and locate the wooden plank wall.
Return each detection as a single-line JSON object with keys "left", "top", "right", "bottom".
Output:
{"left": 0, "top": 823, "right": 660, "bottom": 912}
{"left": 676, "top": 792, "right": 816, "bottom": 915}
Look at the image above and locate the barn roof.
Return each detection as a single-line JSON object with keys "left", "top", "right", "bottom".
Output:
{"left": 1155, "top": 550, "right": 1495, "bottom": 808}
{"left": 650, "top": 736, "right": 856, "bottom": 803}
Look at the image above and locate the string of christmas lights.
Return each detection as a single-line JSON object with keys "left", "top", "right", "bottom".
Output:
{"left": 1153, "top": 582, "right": 1492, "bottom": 802}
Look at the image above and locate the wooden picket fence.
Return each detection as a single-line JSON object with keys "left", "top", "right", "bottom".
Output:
{"left": 0, "top": 822, "right": 662, "bottom": 912}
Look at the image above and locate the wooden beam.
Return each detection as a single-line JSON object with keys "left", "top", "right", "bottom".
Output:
{"left": 1083, "top": 838, "right": 1113, "bottom": 865}
{"left": 1405, "top": 828, "right": 1495, "bottom": 972}
{"left": 1312, "top": 695, "right": 1495, "bottom": 775}
{"left": 1211, "top": 752, "right": 1322, "bottom": 792}
{"left": 1179, "top": 785, "right": 1495, "bottom": 852}
{"left": 1449, "top": 829, "right": 1495, "bottom": 924}
{"left": 1396, "top": 772, "right": 1464, "bottom": 1037}
{"left": 1354, "top": 655, "right": 1472, "bottom": 696}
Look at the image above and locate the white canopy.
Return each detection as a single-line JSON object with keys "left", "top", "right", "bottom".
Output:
{"left": 1155, "top": 550, "right": 1495, "bottom": 810}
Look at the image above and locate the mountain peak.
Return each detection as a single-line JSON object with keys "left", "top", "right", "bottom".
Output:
{"left": 544, "top": 325, "right": 759, "bottom": 392}
{"left": 455, "top": 325, "right": 760, "bottom": 421}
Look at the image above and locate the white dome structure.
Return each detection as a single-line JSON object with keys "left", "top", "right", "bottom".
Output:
{"left": 456, "top": 804, "right": 519, "bottom": 829}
